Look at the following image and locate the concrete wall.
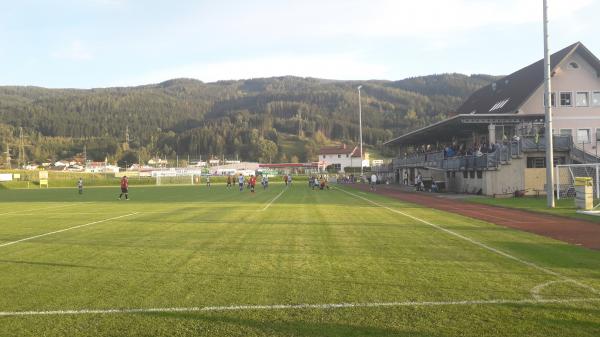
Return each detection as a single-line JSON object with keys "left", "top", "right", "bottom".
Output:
{"left": 444, "top": 158, "right": 527, "bottom": 196}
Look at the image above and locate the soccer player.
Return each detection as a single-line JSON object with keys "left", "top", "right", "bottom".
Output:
{"left": 77, "top": 178, "right": 83, "bottom": 195}
{"left": 283, "top": 174, "right": 288, "bottom": 186}
{"left": 249, "top": 175, "right": 256, "bottom": 193}
{"left": 262, "top": 174, "right": 269, "bottom": 189}
{"left": 288, "top": 174, "right": 293, "bottom": 186}
{"left": 238, "top": 174, "right": 245, "bottom": 191}
{"left": 206, "top": 175, "right": 211, "bottom": 187}
{"left": 118, "top": 175, "right": 129, "bottom": 200}
{"left": 226, "top": 175, "right": 232, "bottom": 189}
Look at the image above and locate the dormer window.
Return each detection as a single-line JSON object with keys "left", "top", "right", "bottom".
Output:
{"left": 569, "top": 62, "right": 579, "bottom": 69}
{"left": 489, "top": 98, "right": 510, "bottom": 112}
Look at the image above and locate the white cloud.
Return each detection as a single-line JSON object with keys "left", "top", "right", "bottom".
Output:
{"left": 51, "top": 40, "right": 93, "bottom": 61}
{"left": 187, "top": 0, "right": 594, "bottom": 40}
{"left": 114, "top": 53, "right": 389, "bottom": 86}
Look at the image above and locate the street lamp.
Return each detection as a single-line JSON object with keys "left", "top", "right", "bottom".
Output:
{"left": 358, "top": 85, "right": 364, "bottom": 177}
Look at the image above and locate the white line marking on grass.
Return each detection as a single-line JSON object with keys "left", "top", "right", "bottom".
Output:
{"left": 0, "top": 204, "right": 80, "bottom": 216}
{"left": 0, "top": 213, "right": 138, "bottom": 248}
{"left": 1, "top": 298, "right": 598, "bottom": 317}
{"left": 262, "top": 188, "right": 287, "bottom": 211}
{"left": 530, "top": 280, "right": 590, "bottom": 300}
{"left": 335, "top": 187, "right": 599, "bottom": 296}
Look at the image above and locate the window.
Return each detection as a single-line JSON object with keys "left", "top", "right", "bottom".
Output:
{"left": 576, "top": 92, "right": 589, "bottom": 107}
{"left": 592, "top": 91, "right": 600, "bottom": 107}
{"left": 462, "top": 171, "right": 468, "bottom": 179}
{"left": 527, "top": 157, "right": 546, "bottom": 168}
{"left": 560, "top": 92, "right": 572, "bottom": 107}
{"left": 476, "top": 171, "right": 483, "bottom": 179}
{"left": 469, "top": 171, "right": 475, "bottom": 179}
{"left": 337, "top": 154, "right": 341, "bottom": 158}
{"left": 544, "top": 92, "right": 556, "bottom": 107}
{"left": 596, "top": 129, "right": 600, "bottom": 143}
{"left": 577, "top": 129, "right": 591, "bottom": 144}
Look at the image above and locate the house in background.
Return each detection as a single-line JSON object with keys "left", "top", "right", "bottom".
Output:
{"left": 319, "top": 144, "right": 369, "bottom": 172}
{"left": 386, "top": 42, "right": 600, "bottom": 196}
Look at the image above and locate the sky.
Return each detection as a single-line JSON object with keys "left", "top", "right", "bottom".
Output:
{"left": 1, "top": 0, "right": 599, "bottom": 88}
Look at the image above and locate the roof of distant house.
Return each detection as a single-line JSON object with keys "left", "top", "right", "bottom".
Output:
{"left": 319, "top": 144, "right": 360, "bottom": 156}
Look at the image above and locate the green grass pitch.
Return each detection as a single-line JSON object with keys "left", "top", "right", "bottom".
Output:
{"left": 0, "top": 183, "right": 599, "bottom": 336}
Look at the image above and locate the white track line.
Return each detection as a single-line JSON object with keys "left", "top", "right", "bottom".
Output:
{"left": 0, "top": 204, "right": 80, "bottom": 216}
{"left": 262, "top": 188, "right": 287, "bottom": 211}
{"left": 1, "top": 298, "right": 598, "bottom": 317}
{"left": 0, "top": 213, "right": 138, "bottom": 248}
{"left": 335, "top": 187, "right": 599, "bottom": 296}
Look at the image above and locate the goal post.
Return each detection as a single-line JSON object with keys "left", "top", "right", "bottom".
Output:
{"left": 556, "top": 164, "right": 600, "bottom": 205}
{"left": 153, "top": 169, "right": 202, "bottom": 186}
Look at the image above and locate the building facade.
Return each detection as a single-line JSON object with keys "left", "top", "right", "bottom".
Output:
{"left": 385, "top": 42, "right": 600, "bottom": 196}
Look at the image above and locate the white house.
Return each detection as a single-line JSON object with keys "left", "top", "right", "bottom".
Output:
{"left": 319, "top": 144, "right": 368, "bottom": 172}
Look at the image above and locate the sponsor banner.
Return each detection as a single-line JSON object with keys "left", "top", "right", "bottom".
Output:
{"left": 0, "top": 174, "right": 13, "bottom": 182}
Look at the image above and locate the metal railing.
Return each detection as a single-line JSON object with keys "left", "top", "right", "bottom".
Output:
{"left": 394, "top": 141, "right": 521, "bottom": 171}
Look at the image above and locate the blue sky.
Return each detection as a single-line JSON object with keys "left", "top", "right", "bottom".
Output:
{"left": 1, "top": 0, "right": 599, "bottom": 88}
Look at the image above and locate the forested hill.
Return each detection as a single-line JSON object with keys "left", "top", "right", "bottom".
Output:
{"left": 0, "top": 74, "right": 498, "bottom": 165}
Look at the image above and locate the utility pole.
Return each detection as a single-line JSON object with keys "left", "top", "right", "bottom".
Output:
{"left": 4, "top": 139, "right": 11, "bottom": 169}
{"left": 543, "top": 0, "right": 555, "bottom": 208}
{"left": 18, "top": 127, "right": 26, "bottom": 168}
{"left": 358, "top": 85, "right": 364, "bottom": 177}
{"left": 297, "top": 111, "right": 304, "bottom": 137}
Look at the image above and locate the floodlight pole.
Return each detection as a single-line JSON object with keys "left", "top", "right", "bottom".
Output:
{"left": 543, "top": 0, "right": 555, "bottom": 208}
{"left": 358, "top": 85, "right": 364, "bottom": 177}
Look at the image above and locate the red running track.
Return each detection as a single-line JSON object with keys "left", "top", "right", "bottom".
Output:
{"left": 351, "top": 184, "right": 600, "bottom": 250}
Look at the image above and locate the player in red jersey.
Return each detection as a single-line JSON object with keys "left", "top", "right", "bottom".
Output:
{"left": 249, "top": 175, "right": 257, "bottom": 193}
{"left": 118, "top": 176, "right": 129, "bottom": 200}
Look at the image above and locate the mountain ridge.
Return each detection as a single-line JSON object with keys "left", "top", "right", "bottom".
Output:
{"left": 0, "top": 73, "right": 501, "bottom": 165}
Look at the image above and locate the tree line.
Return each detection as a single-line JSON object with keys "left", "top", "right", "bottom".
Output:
{"left": 0, "top": 74, "right": 496, "bottom": 166}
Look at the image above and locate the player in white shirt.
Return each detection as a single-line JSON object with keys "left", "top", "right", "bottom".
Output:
{"left": 370, "top": 174, "right": 377, "bottom": 191}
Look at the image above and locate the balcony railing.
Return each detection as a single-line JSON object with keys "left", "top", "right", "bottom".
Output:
{"left": 394, "top": 141, "right": 521, "bottom": 171}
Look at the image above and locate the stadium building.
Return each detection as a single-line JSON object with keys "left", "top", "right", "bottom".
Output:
{"left": 385, "top": 42, "right": 600, "bottom": 196}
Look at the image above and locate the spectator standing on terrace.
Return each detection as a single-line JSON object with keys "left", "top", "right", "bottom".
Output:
{"left": 415, "top": 172, "right": 423, "bottom": 191}
{"left": 370, "top": 173, "right": 377, "bottom": 191}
